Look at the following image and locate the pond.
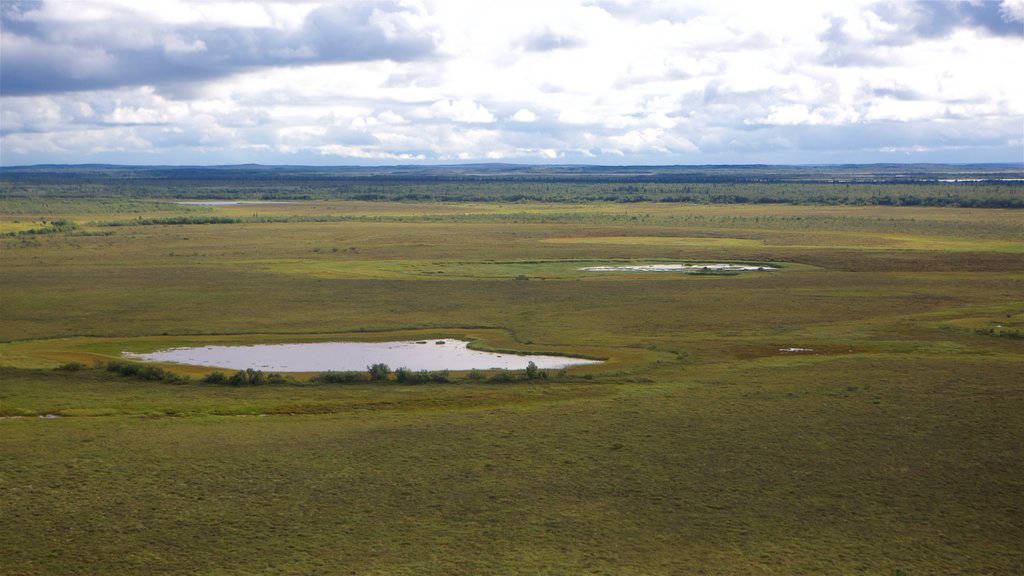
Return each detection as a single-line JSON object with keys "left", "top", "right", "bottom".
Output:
{"left": 124, "top": 340, "right": 601, "bottom": 372}
{"left": 580, "top": 263, "right": 776, "bottom": 272}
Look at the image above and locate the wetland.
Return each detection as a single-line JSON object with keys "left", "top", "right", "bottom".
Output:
{"left": 1, "top": 164, "right": 1022, "bottom": 575}
{"left": 125, "top": 339, "right": 601, "bottom": 372}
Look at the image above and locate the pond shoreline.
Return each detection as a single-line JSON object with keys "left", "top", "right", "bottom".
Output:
{"left": 124, "top": 339, "right": 602, "bottom": 372}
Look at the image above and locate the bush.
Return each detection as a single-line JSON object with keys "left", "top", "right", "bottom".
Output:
{"left": 224, "top": 368, "right": 287, "bottom": 386}
{"left": 203, "top": 371, "right": 227, "bottom": 384}
{"left": 466, "top": 369, "right": 485, "bottom": 381}
{"left": 975, "top": 327, "right": 1023, "bottom": 339}
{"left": 103, "top": 360, "right": 183, "bottom": 383}
{"left": 395, "top": 367, "right": 452, "bottom": 384}
{"left": 487, "top": 370, "right": 514, "bottom": 383}
{"left": 524, "top": 361, "right": 548, "bottom": 380}
{"left": 367, "top": 363, "right": 391, "bottom": 381}
{"left": 311, "top": 371, "right": 367, "bottom": 384}
{"left": 136, "top": 365, "right": 173, "bottom": 381}
{"left": 485, "top": 363, "right": 550, "bottom": 383}
{"left": 104, "top": 359, "right": 139, "bottom": 376}
{"left": 55, "top": 362, "right": 87, "bottom": 371}
{"left": 266, "top": 373, "right": 289, "bottom": 385}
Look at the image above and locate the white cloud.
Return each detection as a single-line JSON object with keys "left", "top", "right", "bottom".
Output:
{"left": 609, "top": 128, "right": 698, "bottom": 154}
{"left": 425, "top": 99, "right": 495, "bottom": 123}
{"left": 163, "top": 35, "right": 207, "bottom": 54}
{"left": 1, "top": 0, "right": 1021, "bottom": 165}
{"left": 1001, "top": 0, "right": 1024, "bottom": 21}
{"left": 511, "top": 108, "right": 537, "bottom": 122}
{"left": 376, "top": 110, "right": 407, "bottom": 124}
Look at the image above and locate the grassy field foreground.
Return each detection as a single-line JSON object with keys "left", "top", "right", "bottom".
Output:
{"left": 1, "top": 200, "right": 1022, "bottom": 574}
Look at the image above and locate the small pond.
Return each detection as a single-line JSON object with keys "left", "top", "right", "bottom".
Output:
{"left": 124, "top": 340, "right": 600, "bottom": 372}
{"left": 580, "top": 263, "right": 776, "bottom": 272}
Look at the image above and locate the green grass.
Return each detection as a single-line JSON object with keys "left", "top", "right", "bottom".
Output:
{"left": 1, "top": 199, "right": 1022, "bottom": 574}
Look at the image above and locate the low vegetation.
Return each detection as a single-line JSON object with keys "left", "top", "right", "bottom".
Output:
{"left": 102, "top": 359, "right": 186, "bottom": 383}
{"left": 3, "top": 163, "right": 1023, "bottom": 207}
{"left": 1, "top": 167, "right": 1021, "bottom": 575}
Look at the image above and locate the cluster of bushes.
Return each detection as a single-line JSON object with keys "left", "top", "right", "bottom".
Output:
{"left": 99, "top": 215, "right": 241, "bottom": 226}
{"left": 61, "top": 359, "right": 569, "bottom": 387}
{"left": 309, "top": 371, "right": 367, "bottom": 384}
{"left": 367, "top": 363, "right": 391, "bottom": 381}
{"left": 202, "top": 368, "right": 289, "bottom": 386}
{"left": 975, "top": 327, "right": 1023, "bottom": 339}
{"left": 485, "top": 361, "right": 549, "bottom": 383}
{"left": 309, "top": 361, "right": 554, "bottom": 385}
{"left": 102, "top": 360, "right": 185, "bottom": 383}
{"left": 1, "top": 219, "right": 77, "bottom": 238}
{"left": 395, "top": 367, "right": 452, "bottom": 384}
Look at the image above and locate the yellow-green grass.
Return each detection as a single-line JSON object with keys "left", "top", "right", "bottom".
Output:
{"left": 544, "top": 232, "right": 1023, "bottom": 253}
{"left": 0, "top": 220, "right": 52, "bottom": 233}
{"left": 236, "top": 257, "right": 802, "bottom": 281}
{"left": 2, "top": 355, "right": 1020, "bottom": 574}
{"left": 1, "top": 200, "right": 1022, "bottom": 574}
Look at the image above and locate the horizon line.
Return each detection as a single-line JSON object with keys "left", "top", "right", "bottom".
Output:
{"left": 4, "top": 161, "right": 1023, "bottom": 170}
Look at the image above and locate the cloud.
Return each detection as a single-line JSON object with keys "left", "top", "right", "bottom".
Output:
{"left": 1001, "top": 0, "right": 1024, "bottom": 21}
{"left": 908, "top": 0, "right": 1023, "bottom": 38}
{"left": 511, "top": 108, "right": 537, "bottom": 122}
{"left": 1, "top": 0, "right": 1021, "bottom": 165}
{"left": 585, "top": 0, "right": 704, "bottom": 24}
{"left": 608, "top": 128, "right": 698, "bottom": 154}
{"left": 425, "top": 99, "right": 495, "bottom": 123}
{"left": 0, "top": 0, "right": 439, "bottom": 96}
{"left": 520, "top": 28, "right": 585, "bottom": 51}
{"left": 750, "top": 105, "right": 828, "bottom": 127}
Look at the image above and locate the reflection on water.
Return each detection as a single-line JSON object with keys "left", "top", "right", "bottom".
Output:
{"left": 125, "top": 340, "right": 600, "bottom": 372}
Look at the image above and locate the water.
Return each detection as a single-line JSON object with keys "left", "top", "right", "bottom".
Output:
{"left": 580, "top": 263, "right": 776, "bottom": 272}
{"left": 124, "top": 340, "right": 600, "bottom": 372}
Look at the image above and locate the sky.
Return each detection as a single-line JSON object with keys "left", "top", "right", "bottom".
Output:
{"left": 1, "top": 0, "right": 1022, "bottom": 166}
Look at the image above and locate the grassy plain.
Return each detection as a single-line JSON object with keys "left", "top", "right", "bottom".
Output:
{"left": 1, "top": 198, "right": 1022, "bottom": 574}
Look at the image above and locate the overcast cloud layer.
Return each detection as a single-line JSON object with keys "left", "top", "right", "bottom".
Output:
{"left": 1, "top": 0, "right": 1022, "bottom": 165}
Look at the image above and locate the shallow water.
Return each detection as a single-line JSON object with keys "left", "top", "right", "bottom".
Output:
{"left": 580, "top": 263, "right": 776, "bottom": 272}
{"left": 124, "top": 340, "right": 600, "bottom": 372}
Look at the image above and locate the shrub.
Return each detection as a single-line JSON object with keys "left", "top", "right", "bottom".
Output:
{"left": 225, "top": 368, "right": 284, "bottom": 386}
{"left": 367, "top": 363, "right": 391, "bottom": 381}
{"left": 203, "top": 371, "right": 227, "bottom": 384}
{"left": 524, "top": 361, "right": 548, "bottom": 380}
{"left": 55, "top": 362, "right": 87, "bottom": 371}
{"left": 207, "top": 369, "right": 288, "bottom": 385}
{"left": 103, "top": 360, "right": 183, "bottom": 383}
{"left": 227, "top": 369, "right": 255, "bottom": 386}
{"left": 975, "top": 327, "right": 1023, "bottom": 339}
{"left": 488, "top": 370, "right": 514, "bottom": 383}
{"left": 136, "top": 365, "right": 172, "bottom": 381}
{"left": 105, "top": 359, "right": 139, "bottom": 376}
{"left": 311, "top": 371, "right": 366, "bottom": 384}
{"left": 395, "top": 367, "right": 452, "bottom": 384}
{"left": 266, "top": 373, "right": 289, "bottom": 385}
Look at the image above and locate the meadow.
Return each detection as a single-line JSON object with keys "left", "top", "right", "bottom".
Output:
{"left": 1, "top": 183, "right": 1022, "bottom": 574}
